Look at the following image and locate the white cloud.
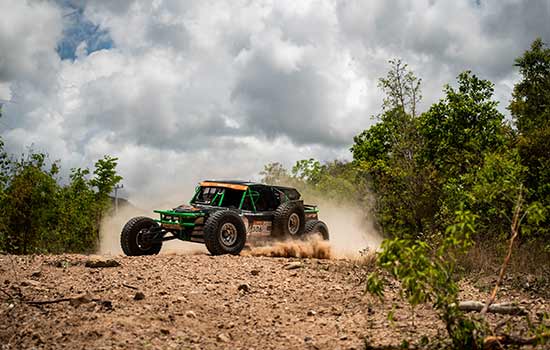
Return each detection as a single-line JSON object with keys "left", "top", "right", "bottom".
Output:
{"left": 0, "top": 0, "right": 62, "bottom": 90}
{"left": 1, "top": 0, "right": 548, "bottom": 206}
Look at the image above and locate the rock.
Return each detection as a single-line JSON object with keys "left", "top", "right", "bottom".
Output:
{"left": 307, "top": 310, "right": 316, "bottom": 316}
{"left": 31, "top": 270, "right": 42, "bottom": 278}
{"left": 185, "top": 310, "right": 197, "bottom": 319}
{"left": 217, "top": 333, "right": 231, "bottom": 342}
{"left": 134, "top": 292, "right": 145, "bottom": 301}
{"left": 284, "top": 262, "right": 303, "bottom": 270}
{"left": 54, "top": 260, "right": 71, "bottom": 268}
{"left": 250, "top": 269, "right": 260, "bottom": 276}
{"left": 85, "top": 256, "right": 120, "bottom": 268}
{"left": 304, "top": 336, "right": 313, "bottom": 342}
{"left": 161, "top": 328, "right": 170, "bottom": 335}
{"left": 70, "top": 293, "right": 93, "bottom": 307}
{"left": 173, "top": 296, "right": 186, "bottom": 303}
{"left": 238, "top": 283, "right": 250, "bottom": 293}
{"left": 20, "top": 280, "right": 39, "bottom": 287}
{"left": 340, "top": 335, "right": 349, "bottom": 340}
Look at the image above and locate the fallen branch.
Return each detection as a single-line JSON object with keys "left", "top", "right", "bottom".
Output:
{"left": 26, "top": 297, "right": 72, "bottom": 305}
{"left": 484, "top": 332, "right": 550, "bottom": 350}
{"left": 26, "top": 293, "right": 98, "bottom": 307}
{"left": 0, "top": 287, "right": 14, "bottom": 299}
{"left": 456, "top": 301, "right": 527, "bottom": 315}
{"left": 122, "top": 283, "right": 138, "bottom": 290}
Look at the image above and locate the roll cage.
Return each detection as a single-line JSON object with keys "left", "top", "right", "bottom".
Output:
{"left": 189, "top": 181, "right": 299, "bottom": 212}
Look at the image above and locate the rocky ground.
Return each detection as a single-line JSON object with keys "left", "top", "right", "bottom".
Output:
{"left": 0, "top": 251, "right": 548, "bottom": 349}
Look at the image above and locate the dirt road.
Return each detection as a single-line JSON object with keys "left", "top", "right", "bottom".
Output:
{"left": 0, "top": 252, "right": 548, "bottom": 349}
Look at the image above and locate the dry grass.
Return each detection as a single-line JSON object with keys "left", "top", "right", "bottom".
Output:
{"left": 461, "top": 240, "right": 550, "bottom": 276}
{"left": 459, "top": 239, "right": 550, "bottom": 297}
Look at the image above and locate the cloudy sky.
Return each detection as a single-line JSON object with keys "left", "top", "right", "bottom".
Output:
{"left": 1, "top": 0, "right": 549, "bottom": 205}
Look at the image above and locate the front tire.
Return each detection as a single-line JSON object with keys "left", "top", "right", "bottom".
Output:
{"left": 120, "top": 216, "right": 162, "bottom": 256}
{"left": 204, "top": 210, "right": 247, "bottom": 255}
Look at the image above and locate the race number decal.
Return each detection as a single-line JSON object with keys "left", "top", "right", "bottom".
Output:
{"left": 249, "top": 220, "right": 272, "bottom": 235}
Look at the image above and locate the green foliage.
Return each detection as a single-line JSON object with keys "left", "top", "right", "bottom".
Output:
{"left": 419, "top": 71, "right": 506, "bottom": 177}
{"left": 0, "top": 153, "right": 123, "bottom": 254}
{"left": 90, "top": 155, "right": 123, "bottom": 201}
{"left": 509, "top": 38, "right": 550, "bottom": 239}
{"left": 509, "top": 38, "right": 550, "bottom": 134}
{"left": 291, "top": 158, "right": 322, "bottom": 185}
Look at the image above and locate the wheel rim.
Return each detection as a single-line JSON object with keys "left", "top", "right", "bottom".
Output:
{"left": 288, "top": 213, "right": 300, "bottom": 235}
{"left": 136, "top": 228, "right": 153, "bottom": 251}
{"left": 220, "top": 222, "right": 238, "bottom": 247}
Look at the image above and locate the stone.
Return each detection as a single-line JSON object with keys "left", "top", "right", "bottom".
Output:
{"left": 283, "top": 262, "right": 303, "bottom": 270}
{"left": 238, "top": 283, "right": 250, "bottom": 293}
{"left": 134, "top": 292, "right": 145, "bottom": 301}
{"left": 85, "top": 256, "right": 120, "bottom": 268}
{"left": 217, "top": 333, "right": 231, "bottom": 342}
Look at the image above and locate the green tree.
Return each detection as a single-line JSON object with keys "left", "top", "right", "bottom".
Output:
{"left": 291, "top": 158, "right": 322, "bottom": 185}
{"left": 509, "top": 38, "right": 550, "bottom": 239}
{"left": 352, "top": 60, "right": 436, "bottom": 237}
{"left": 1, "top": 154, "right": 61, "bottom": 253}
{"left": 0, "top": 151, "right": 123, "bottom": 254}
{"left": 419, "top": 71, "right": 506, "bottom": 178}
{"left": 90, "top": 155, "right": 123, "bottom": 202}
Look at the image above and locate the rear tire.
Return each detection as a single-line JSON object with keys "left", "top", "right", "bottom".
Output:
{"left": 204, "top": 210, "right": 247, "bottom": 255}
{"left": 304, "top": 220, "right": 329, "bottom": 240}
{"left": 272, "top": 202, "right": 306, "bottom": 238}
{"left": 120, "top": 216, "right": 162, "bottom": 256}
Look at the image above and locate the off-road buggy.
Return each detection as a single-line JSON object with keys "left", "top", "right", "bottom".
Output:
{"left": 120, "top": 180, "right": 329, "bottom": 256}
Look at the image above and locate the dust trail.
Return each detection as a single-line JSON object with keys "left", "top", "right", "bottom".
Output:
{"left": 98, "top": 204, "right": 207, "bottom": 256}
{"left": 318, "top": 201, "right": 382, "bottom": 258}
{"left": 244, "top": 235, "right": 332, "bottom": 259}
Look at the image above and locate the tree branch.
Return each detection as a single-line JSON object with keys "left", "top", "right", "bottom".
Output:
{"left": 480, "top": 188, "right": 523, "bottom": 316}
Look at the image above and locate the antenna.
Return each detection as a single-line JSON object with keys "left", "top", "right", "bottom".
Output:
{"left": 114, "top": 184, "right": 124, "bottom": 214}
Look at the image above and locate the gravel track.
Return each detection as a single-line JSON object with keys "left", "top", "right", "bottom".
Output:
{"left": 0, "top": 253, "right": 548, "bottom": 349}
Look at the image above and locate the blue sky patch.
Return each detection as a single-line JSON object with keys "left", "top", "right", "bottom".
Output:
{"left": 56, "top": 5, "right": 114, "bottom": 60}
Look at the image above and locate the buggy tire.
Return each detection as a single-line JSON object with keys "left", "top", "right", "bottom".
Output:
{"left": 121, "top": 216, "right": 162, "bottom": 256}
{"left": 273, "top": 201, "right": 306, "bottom": 238}
{"left": 304, "top": 220, "right": 329, "bottom": 240}
{"left": 204, "top": 210, "right": 246, "bottom": 255}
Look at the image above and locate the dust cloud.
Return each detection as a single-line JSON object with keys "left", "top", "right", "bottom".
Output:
{"left": 317, "top": 201, "right": 382, "bottom": 257}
